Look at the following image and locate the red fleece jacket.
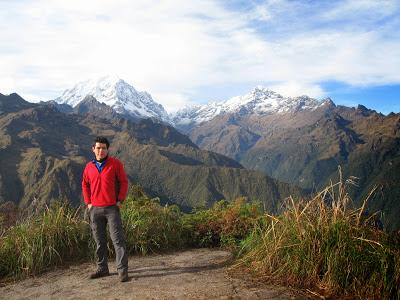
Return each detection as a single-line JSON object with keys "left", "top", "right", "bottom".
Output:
{"left": 82, "top": 156, "right": 128, "bottom": 207}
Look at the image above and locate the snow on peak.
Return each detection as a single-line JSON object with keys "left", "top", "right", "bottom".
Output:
{"left": 54, "top": 75, "right": 170, "bottom": 121}
{"left": 172, "top": 87, "right": 326, "bottom": 126}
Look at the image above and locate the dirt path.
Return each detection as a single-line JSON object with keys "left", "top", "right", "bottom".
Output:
{"left": 0, "top": 249, "right": 310, "bottom": 299}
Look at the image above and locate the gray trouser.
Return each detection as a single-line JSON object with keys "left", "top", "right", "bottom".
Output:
{"left": 89, "top": 205, "right": 128, "bottom": 273}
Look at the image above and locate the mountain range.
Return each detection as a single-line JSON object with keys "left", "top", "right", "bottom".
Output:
{"left": 0, "top": 92, "right": 300, "bottom": 217}
{"left": 172, "top": 89, "right": 399, "bottom": 229}
{"left": 0, "top": 76, "right": 399, "bottom": 229}
{"left": 171, "top": 87, "right": 330, "bottom": 131}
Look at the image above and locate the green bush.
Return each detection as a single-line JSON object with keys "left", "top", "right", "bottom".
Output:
{"left": 120, "top": 194, "right": 185, "bottom": 255}
{"left": 182, "top": 198, "right": 262, "bottom": 249}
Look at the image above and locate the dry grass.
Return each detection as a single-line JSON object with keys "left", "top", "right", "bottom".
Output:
{"left": 236, "top": 173, "right": 400, "bottom": 299}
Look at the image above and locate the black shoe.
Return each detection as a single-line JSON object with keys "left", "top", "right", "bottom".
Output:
{"left": 89, "top": 269, "right": 110, "bottom": 279}
{"left": 119, "top": 270, "right": 129, "bottom": 282}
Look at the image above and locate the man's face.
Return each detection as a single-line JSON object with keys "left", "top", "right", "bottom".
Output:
{"left": 92, "top": 142, "right": 108, "bottom": 161}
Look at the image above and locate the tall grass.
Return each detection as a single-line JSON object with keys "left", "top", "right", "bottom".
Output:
{"left": 0, "top": 203, "right": 91, "bottom": 278}
{"left": 236, "top": 177, "right": 400, "bottom": 299}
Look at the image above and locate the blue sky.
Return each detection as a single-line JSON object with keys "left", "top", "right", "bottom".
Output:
{"left": 0, "top": 0, "right": 399, "bottom": 114}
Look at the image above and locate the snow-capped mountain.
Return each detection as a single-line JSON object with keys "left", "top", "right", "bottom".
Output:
{"left": 172, "top": 87, "right": 330, "bottom": 126}
{"left": 54, "top": 75, "right": 170, "bottom": 122}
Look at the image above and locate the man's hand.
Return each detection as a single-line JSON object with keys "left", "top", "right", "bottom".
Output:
{"left": 88, "top": 203, "right": 93, "bottom": 209}
{"left": 116, "top": 201, "right": 122, "bottom": 208}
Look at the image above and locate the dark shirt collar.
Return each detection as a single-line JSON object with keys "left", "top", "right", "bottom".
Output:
{"left": 91, "top": 156, "right": 109, "bottom": 173}
{"left": 92, "top": 155, "right": 108, "bottom": 164}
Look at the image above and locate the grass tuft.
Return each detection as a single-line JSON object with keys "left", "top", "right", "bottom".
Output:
{"left": 236, "top": 177, "right": 400, "bottom": 299}
{"left": 0, "top": 203, "right": 91, "bottom": 278}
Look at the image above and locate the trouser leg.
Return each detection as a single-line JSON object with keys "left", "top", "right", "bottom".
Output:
{"left": 90, "top": 207, "right": 108, "bottom": 271}
{"left": 106, "top": 206, "right": 128, "bottom": 273}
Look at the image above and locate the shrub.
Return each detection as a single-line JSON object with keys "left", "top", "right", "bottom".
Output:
{"left": 182, "top": 198, "right": 262, "bottom": 249}
{"left": 120, "top": 194, "right": 185, "bottom": 255}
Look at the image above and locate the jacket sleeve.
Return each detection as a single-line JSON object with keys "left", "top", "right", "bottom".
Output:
{"left": 116, "top": 160, "right": 129, "bottom": 202}
{"left": 82, "top": 166, "right": 91, "bottom": 205}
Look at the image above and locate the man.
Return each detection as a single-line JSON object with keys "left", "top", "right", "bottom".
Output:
{"left": 82, "top": 136, "right": 129, "bottom": 282}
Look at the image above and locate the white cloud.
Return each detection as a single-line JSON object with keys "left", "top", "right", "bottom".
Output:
{"left": 0, "top": 0, "right": 399, "bottom": 111}
{"left": 0, "top": 77, "right": 16, "bottom": 95}
{"left": 267, "top": 82, "right": 325, "bottom": 98}
{"left": 273, "top": 30, "right": 400, "bottom": 85}
{"left": 321, "top": 0, "right": 399, "bottom": 21}
{"left": 151, "top": 91, "right": 196, "bottom": 114}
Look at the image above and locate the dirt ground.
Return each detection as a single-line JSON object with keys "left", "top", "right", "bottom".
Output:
{"left": 0, "top": 248, "right": 311, "bottom": 300}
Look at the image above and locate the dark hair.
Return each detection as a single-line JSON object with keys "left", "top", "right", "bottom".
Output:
{"left": 93, "top": 136, "right": 110, "bottom": 149}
